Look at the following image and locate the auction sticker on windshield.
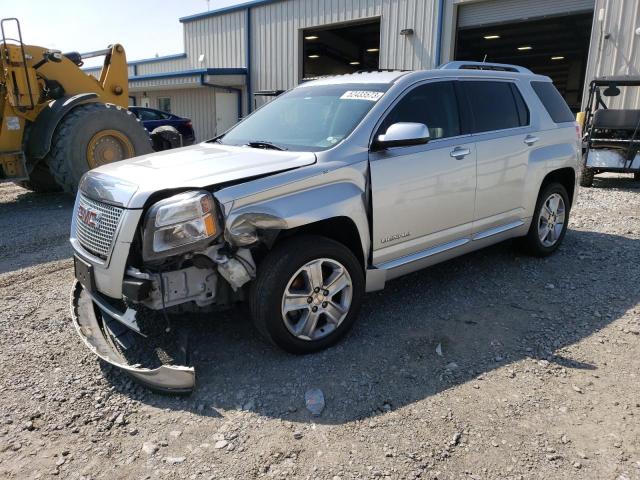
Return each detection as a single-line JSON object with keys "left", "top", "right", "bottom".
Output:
{"left": 340, "top": 90, "right": 384, "bottom": 101}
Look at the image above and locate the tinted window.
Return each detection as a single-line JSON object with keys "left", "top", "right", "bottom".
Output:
{"left": 463, "top": 81, "right": 525, "bottom": 133}
{"left": 137, "top": 109, "right": 164, "bottom": 121}
{"left": 380, "top": 81, "right": 460, "bottom": 140}
{"left": 531, "top": 81, "right": 574, "bottom": 123}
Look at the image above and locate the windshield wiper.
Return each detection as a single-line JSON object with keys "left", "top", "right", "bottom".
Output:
{"left": 245, "top": 140, "right": 287, "bottom": 151}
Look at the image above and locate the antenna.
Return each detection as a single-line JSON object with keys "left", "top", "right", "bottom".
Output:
{"left": 206, "top": 0, "right": 211, "bottom": 11}
{"left": 482, "top": 54, "right": 488, "bottom": 63}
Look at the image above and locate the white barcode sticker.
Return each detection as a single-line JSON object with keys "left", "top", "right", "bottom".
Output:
{"left": 340, "top": 90, "right": 384, "bottom": 101}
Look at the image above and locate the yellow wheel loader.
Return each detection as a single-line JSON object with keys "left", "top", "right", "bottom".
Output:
{"left": 0, "top": 18, "right": 152, "bottom": 193}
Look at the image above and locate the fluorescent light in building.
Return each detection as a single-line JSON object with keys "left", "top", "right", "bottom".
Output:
{"left": 366, "top": 48, "right": 379, "bottom": 53}
{"left": 305, "top": 35, "right": 319, "bottom": 40}
{"left": 308, "top": 54, "right": 320, "bottom": 58}
{"left": 483, "top": 35, "right": 500, "bottom": 40}
{"left": 349, "top": 61, "right": 360, "bottom": 65}
{"left": 551, "top": 56, "right": 565, "bottom": 60}
{"left": 517, "top": 46, "right": 532, "bottom": 51}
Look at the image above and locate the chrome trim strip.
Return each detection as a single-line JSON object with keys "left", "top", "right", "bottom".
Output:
{"left": 376, "top": 238, "right": 470, "bottom": 270}
{"left": 472, "top": 220, "right": 525, "bottom": 241}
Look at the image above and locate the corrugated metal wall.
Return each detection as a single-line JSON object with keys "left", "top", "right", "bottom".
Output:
{"left": 456, "top": 0, "right": 594, "bottom": 28}
{"left": 583, "top": 0, "right": 640, "bottom": 109}
{"left": 184, "top": 10, "right": 247, "bottom": 68}
{"left": 130, "top": 88, "right": 218, "bottom": 142}
{"left": 136, "top": 58, "right": 191, "bottom": 75}
{"left": 250, "top": 0, "right": 441, "bottom": 95}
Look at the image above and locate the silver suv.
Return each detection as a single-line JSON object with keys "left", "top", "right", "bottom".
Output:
{"left": 70, "top": 61, "right": 581, "bottom": 392}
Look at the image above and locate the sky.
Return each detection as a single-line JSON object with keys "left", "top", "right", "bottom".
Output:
{"left": 0, "top": 0, "right": 243, "bottom": 67}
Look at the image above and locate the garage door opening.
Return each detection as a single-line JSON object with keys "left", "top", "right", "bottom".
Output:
{"left": 455, "top": 12, "right": 593, "bottom": 111}
{"left": 302, "top": 19, "right": 380, "bottom": 80}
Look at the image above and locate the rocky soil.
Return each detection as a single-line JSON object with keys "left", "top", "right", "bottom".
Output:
{"left": 0, "top": 175, "right": 639, "bottom": 480}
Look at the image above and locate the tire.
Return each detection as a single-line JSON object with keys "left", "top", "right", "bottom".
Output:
{"left": 16, "top": 161, "right": 62, "bottom": 193}
{"left": 151, "top": 125, "right": 183, "bottom": 151}
{"left": 47, "top": 103, "right": 152, "bottom": 193}
{"left": 249, "top": 234, "right": 365, "bottom": 354}
{"left": 634, "top": 172, "right": 640, "bottom": 182}
{"left": 579, "top": 165, "right": 595, "bottom": 187}
{"left": 519, "top": 183, "right": 570, "bottom": 257}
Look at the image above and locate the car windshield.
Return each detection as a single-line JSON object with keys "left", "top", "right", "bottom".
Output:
{"left": 216, "top": 83, "right": 390, "bottom": 151}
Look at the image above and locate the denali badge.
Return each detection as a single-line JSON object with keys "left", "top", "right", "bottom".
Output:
{"left": 381, "top": 232, "right": 410, "bottom": 244}
{"left": 77, "top": 204, "right": 102, "bottom": 229}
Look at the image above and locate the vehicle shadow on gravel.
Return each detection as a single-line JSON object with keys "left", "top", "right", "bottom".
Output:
{"left": 591, "top": 176, "right": 640, "bottom": 190}
{"left": 103, "top": 228, "right": 639, "bottom": 425}
{"left": 0, "top": 188, "right": 73, "bottom": 274}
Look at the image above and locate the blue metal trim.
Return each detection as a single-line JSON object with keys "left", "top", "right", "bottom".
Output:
{"left": 246, "top": 8, "right": 252, "bottom": 113}
{"left": 435, "top": 0, "right": 445, "bottom": 67}
{"left": 179, "top": 0, "right": 280, "bottom": 23}
{"left": 130, "top": 68, "right": 247, "bottom": 82}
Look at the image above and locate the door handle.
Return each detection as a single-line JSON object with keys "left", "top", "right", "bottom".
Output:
{"left": 450, "top": 147, "right": 471, "bottom": 159}
{"left": 524, "top": 135, "right": 539, "bottom": 146}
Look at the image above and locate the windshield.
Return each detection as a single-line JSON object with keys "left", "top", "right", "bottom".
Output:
{"left": 216, "top": 83, "right": 390, "bottom": 151}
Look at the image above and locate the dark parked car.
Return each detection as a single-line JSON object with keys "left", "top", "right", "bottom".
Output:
{"left": 129, "top": 106, "right": 196, "bottom": 145}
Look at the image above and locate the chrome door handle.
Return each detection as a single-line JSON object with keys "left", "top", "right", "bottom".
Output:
{"left": 524, "top": 135, "right": 539, "bottom": 146}
{"left": 450, "top": 147, "right": 470, "bottom": 159}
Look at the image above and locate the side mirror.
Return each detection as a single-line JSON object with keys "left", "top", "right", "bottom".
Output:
{"left": 374, "top": 122, "right": 430, "bottom": 149}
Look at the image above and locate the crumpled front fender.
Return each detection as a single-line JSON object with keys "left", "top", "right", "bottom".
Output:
{"left": 69, "top": 282, "right": 195, "bottom": 394}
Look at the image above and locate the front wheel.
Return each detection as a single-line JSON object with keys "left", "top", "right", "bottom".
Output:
{"left": 518, "top": 183, "right": 570, "bottom": 257}
{"left": 249, "top": 235, "right": 364, "bottom": 354}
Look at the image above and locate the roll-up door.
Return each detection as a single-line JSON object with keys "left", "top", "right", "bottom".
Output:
{"left": 457, "top": 0, "right": 595, "bottom": 29}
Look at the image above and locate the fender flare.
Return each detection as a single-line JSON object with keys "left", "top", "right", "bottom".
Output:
{"left": 26, "top": 93, "right": 99, "bottom": 160}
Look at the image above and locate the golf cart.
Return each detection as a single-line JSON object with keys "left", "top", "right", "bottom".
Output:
{"left": 579, "top": 76, "right": 640, "bottom": 187}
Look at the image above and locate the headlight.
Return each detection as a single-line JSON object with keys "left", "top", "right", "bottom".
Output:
{"left": 143, "top": 191, "right": 219, "bottom": 261}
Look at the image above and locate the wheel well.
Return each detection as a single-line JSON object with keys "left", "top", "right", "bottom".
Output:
{"left": 541, "top": 167, "right": 576, "bottom": 204}
{"left": 275, "top": 217, "right": 365, "bottom": 267}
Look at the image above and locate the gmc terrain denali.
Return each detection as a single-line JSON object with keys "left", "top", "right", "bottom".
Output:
{"left": 70, "top": 62, "right": 581, "bottom": 392}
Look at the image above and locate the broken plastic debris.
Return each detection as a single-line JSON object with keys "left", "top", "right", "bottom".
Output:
{"left": 436, "top": 343, "right": 443, "bottom": 357}
{"left": 305, "top": 388, "right": 325, "bottom": 416}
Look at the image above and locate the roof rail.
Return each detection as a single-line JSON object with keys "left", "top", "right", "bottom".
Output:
{"left": 438, "top": 61, "right": 532, "bottom": 74}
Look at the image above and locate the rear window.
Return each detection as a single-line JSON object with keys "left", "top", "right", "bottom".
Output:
{"left": 531, "top": 81, "right": 574, "bottom": 123}
{"left": 462, "top": 81, "right": 528, "bottom": 133}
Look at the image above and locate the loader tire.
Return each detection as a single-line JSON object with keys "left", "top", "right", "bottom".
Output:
{"left": 17, "top": 161, "right": 62, "bottom": 193}
{"left": 47, "top": 103, "right": 152, "bottom": 193}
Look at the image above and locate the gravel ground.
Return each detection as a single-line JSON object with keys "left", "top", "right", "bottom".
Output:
{"left": 0, "top": 175, "right": 639, "bottom": 480}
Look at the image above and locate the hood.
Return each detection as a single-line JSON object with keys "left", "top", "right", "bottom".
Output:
{"left": 79, "top": 143, "right": 317, "bottom": 208}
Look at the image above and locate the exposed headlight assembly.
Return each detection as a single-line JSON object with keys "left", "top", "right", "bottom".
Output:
{"left": 143, "top": 190, "right": 219, "bottom": 261}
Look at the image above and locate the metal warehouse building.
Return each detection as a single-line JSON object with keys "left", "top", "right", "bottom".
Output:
{"left": 86, "top": 0, "right": 640, "bottom": 142}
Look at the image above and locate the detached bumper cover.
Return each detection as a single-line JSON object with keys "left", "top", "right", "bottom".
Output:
{"left": 70, "top": 281, "right": 195, "bottom": 394}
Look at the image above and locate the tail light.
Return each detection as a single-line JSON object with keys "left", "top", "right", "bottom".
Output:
{"left": 185, "top": 121, "right": 193, "bottom": 129}
{"left": 575, "top": 122, "right": 581, "bottom": 141}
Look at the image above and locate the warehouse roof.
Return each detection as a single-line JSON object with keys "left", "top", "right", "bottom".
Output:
{"left": 179, "top": 0, "right": 283, "bottom": 23}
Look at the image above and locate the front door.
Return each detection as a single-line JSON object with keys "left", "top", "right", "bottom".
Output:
{"left": 215, "top": 91, "right": 240, "bottom": 135}
{"left": 369, "top": 80, "right": 477, "bottom": 266}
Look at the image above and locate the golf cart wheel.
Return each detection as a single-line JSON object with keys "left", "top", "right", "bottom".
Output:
{"left": 249, "top": 235, "right": 364, "bottom": 355}
{"left": 47, "top": 103, "right": 152, "bottom": 193}
{"left": 519, "top": 182, "right": 570, "bottom": 257}
{"left": 579, "top": 166, "right": 595, "bottom": 187}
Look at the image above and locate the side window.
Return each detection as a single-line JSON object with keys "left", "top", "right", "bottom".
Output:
{"left": 138, "top": 109, "right": 163, "bottom": 121}
{"left": 531, "top": 81, "right": 574, "bottom": 123}
{"left": 379, "top": 81, "right": 460, "bottom": 140}
{"left": 463, "top": 81, "right": 525, "bottom": 133}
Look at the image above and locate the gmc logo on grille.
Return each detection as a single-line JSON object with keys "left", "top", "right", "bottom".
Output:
{"left": 77, "top": 204, "right": 102, "bottom": 229}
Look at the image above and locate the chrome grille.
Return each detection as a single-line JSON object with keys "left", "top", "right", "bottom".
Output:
{"left": 75, "top": 194, "right": 124, "bottom": 259}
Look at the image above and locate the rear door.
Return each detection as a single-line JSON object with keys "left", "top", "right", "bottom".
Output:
{"left": 459, "top": 80, "right": 534, "bottom": 235}
{"left": 369, "top": 80, "right": 477, "bottom": 266}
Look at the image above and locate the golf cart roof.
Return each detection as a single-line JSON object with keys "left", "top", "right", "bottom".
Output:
{"left": 591, "top": 75, "right": 640, "bottom": 86}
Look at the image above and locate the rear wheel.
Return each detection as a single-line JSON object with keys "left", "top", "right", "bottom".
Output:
{"left": 47, "top": 103, "right": 152, "bottom": 193}
{"left": 519, "top": 183, "right": 570, "bottom": 257}
{"left": 634, "top": 172, "right": 640, "bottom": 182}
{"left": 579, "top": 165, "right": 595, "bottom": 187}
{"left": 17, "top": 161, "right": 61, "bottom": 193}
{"left": 249, "top": 235, "right": 364, "bottom": 354}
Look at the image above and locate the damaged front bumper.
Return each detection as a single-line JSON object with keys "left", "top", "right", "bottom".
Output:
{"left": 69, "top": 281, "right": 195, "bottom": 394}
